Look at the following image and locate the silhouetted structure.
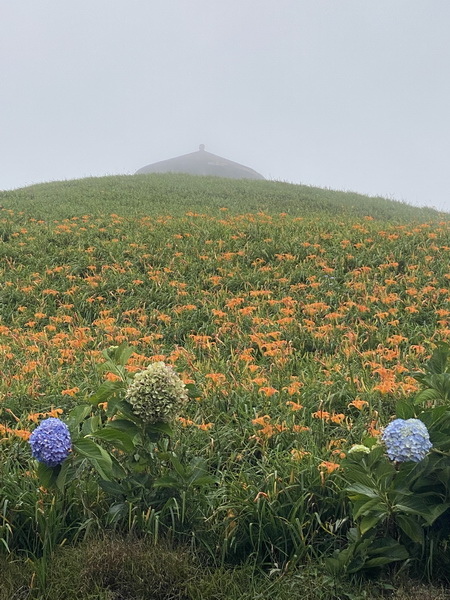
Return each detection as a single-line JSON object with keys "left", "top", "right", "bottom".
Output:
{"left": 136, "top": 145, "right": 265, "bottom": 180}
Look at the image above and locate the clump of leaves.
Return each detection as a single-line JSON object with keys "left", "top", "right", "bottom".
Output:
{"left": 329, "top": 344, "right": 450, "bottom": 579}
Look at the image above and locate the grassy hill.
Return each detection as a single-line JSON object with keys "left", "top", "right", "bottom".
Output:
{"left": 1, "top": 174, "right": 450, "bottom": 599}
{"left": 1, "top": 173, "right": 446, "bottom": 221}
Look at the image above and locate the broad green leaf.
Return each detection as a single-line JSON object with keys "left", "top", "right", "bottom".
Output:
{"left": 394, "top": 495, "right": 448, "bottom": 524}
{"left": 343, "top": 468, "right": 376, "bottom": 488}
{"left": 98, "top": 480, "right": 126, "bottom": 498}
{"left": 89, "top": 380, "right": 125, "bottom": 405}
{"left": 354, "top": 501, "right": 386, "bottom": 522}
{"left": 87, "top": 428, "right": 136, "bottom": 453}
{"left": 105, "top": 419, "right": 140, "bottom": 435}
{"left": 361, "top": 436, "right": 379, "bottom": 449}
{"left": 414, "top": 388, "right": 441, "bottom": 405}
{"left": 105, "top": 395, "right": 125, "bottom": 418}
{"left": 186, "top": 457, "right": 214, "bottom": 486}
{"left": 324, "top": 557, "right": 343, "bottom": 575}
{"left": 396, "top": 514, "right": 424, "bottom": 545}
{"left": 101, "top": 343, "right": 135, "bottom": 366}
{"left": 146, "top": 421, "right": 173, "bottom": 437}
{"left": 113, "top": 343, "right": 136, "bottom": 366}
{"left": 153, "top": 475, "right": 181, "bottom": 488}
{"left": 395, "top": 400, "right": 416, "bottom": 419}
{"left": 73, "top": 438, "right": 114, "bottom": 480}
{"left": 363, "top": 555, "right": 405, "bottom": 568}
{"left": 66, "top": 405, "right": 92, "bottom": 434}
{"left": 169, "top": 453, "right": 187, "bottom": 478}
{"left": 81, "top": 414, "right": 102, "bottom": 436}
{"left": 394, "top": 460, "right": 428, "bottom": 493}
{"left": 111, "top": 455, "right": 127, "bottom": 479}
{"left": 37, "top": 462, "right": 60, "bottom": 489}
{"left": 55, "top": 459, "right": 72, "bottom": 492}
{"left": 352, "top": 497, "right": 384, "bottom": 520}
{"left": 346, "top": 483, "right": 379, "bottom": 498}
{"left": 359, "top": 514, "right": 383, "bottom": 535}
{"left": 116, "top": 400, "right": 142, "bottom": 423}
{"left": 424, "top": 343, "right": 450, "bottom": 375}
{"left": 428, "top": 431, "right": 450, "bottom": 451}
{"left": 367, "top": 538, "right": 409, "bottom": 560}
{"left": 417, "top": 502, "right": 450, "bottom": 525}
{"left": 436, "top": 466, "right": 450, "bottom": 487}
{"left": 415, "top": 374, "right": 450, "bottom": 405}
{"left": 430, "top": 373, "right": 450, "bottom": 399}
{"left": 346, "top": 556, "right": 367, "bottom": 574}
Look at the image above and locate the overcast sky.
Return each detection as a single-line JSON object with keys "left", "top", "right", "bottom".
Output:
{"left": 1, "top": 1, "right": 449, "bottom": 211}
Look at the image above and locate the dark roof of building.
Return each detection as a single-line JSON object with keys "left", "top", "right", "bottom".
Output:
{"left": 135, "top": 144, "right": 265, "bottom": 180}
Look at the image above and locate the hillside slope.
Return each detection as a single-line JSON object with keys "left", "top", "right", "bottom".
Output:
{"left": 2, "top": 172, "right": 450, "bottom": 589}
{"left": 0, "top": 173, "right": 446, "bottom": 221}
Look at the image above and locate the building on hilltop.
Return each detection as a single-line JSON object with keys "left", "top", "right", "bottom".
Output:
{"left": 135, "top": 145, "right": 265, "bottom": 180}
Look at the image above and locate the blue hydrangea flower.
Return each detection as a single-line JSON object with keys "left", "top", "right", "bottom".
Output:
{"left": 381, "top": 418, "right": 432, "bottom": 463}
{"left": 29, "top": 417, "right": 72, "bottom": 467}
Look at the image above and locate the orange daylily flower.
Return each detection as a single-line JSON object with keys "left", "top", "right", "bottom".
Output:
{"left": 348, "top": 399, "right": 369, "bottom": 410}
{"left": 291, "top": 449, "right": 311, "bottom": 461}
{"left": 258, "top": 386, "right": 278, "bottom": 397}
{"left": 61, "top": 387, "right": 80, "bottom": 397}
{"left": 286, "top": 401, "right": 303, "bottom": 411}
{"left": 318, "top": 461, "right": 340, "bottom": 474}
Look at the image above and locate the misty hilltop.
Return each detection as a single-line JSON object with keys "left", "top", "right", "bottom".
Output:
{"left": 136, "top": 145, "right": 265, "bottom": 180}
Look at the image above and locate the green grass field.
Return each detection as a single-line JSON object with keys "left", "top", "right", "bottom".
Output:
{"left": 1, "top": 174, "right": 450, "bottom": 599}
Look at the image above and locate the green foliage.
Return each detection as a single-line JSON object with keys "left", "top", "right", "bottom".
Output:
{"left": 2, "top": 174, "right": 450, "bottom": 595}
{"left": 1, "top": 173, "right": 445, "bottom": 221}
{"left": 3, "top": 535, "right": 450, "bottom": 600}
{"left": 32, "top": 346, "right": 216, "bottom": 544}
{"left": 334, "top": 344, "right": 450, "bottom": 578}
{"left": 413, "top": 343, "right": 450, "bottom": 405}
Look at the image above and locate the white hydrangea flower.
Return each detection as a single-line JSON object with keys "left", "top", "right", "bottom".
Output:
{"left": 125, "top": 362, "right": 188, "bottom": 424}
{"left": 348, "top": 444, "right": 371, "bottom": 455}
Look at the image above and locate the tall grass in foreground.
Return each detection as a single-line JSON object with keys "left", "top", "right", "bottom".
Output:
{"left": 3, "top": 534, "right": 450, "bottom": 600}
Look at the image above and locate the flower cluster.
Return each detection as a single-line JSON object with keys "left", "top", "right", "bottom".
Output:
{"left": 348, "top": 444, "right": 371, "bottom": 455}
{"left": 125, "top": 362, "right": 188, "bottom": 424}
{"left": 29, "top": 417, "right": 72, "bottom": 467}
{"left": 382, "top": 418, "right": 432, "bottom": 463}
